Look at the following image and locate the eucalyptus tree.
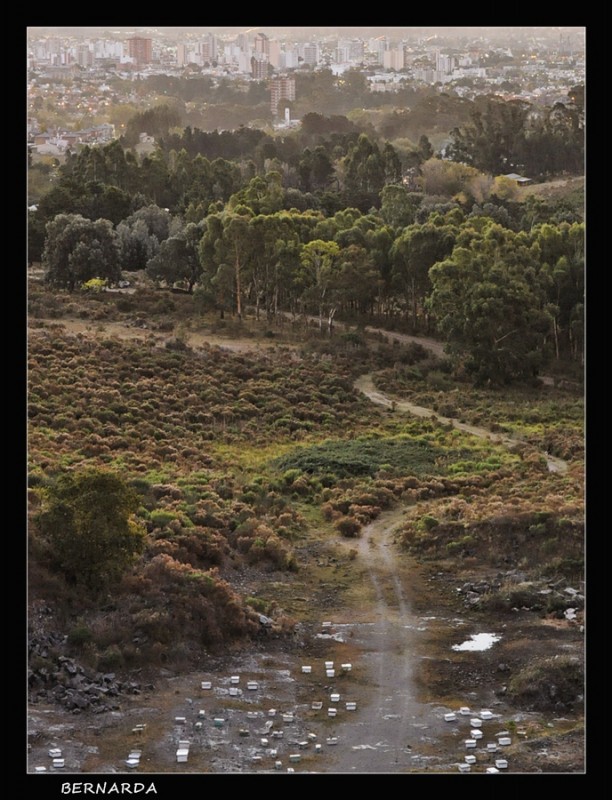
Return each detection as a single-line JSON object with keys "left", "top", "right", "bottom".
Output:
{"left": 428, "top": 224, "right": 551, "bottom": 384}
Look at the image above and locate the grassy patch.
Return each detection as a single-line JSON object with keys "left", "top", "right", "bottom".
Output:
{"left": 274, "top": 435, "right": 441, "bottom": 479}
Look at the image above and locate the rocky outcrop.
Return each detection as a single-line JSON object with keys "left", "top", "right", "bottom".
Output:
{"left": 28, "top": 634, "right": 153, "bottom": 713}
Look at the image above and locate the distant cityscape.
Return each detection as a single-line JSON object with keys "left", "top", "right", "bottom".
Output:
{"left": 27, "top": 26, "right": 585, "bottom": 151}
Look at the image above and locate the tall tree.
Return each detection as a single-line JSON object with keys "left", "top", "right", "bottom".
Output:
{"left": 391, "top": 220, "right": 456, "bottom": 332}
{"left": 298, "top": 239, "right": 341, "bottom": 332}
{"left": 145, "top": 222, "right": 204, "bottom": 293}
{"left": 43, "top": 214, "right": 121, "bottom": 291}
{"left": 428, "top": 224, "right": 550, "bottom": 384}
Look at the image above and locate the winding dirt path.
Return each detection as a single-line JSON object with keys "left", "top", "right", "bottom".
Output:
{"left": 354, "top": 373, "right": 568, "bottom": 474}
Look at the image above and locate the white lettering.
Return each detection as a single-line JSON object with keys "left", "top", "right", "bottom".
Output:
{"left": 58, "top": 783, "right": 157, "bottom": 795}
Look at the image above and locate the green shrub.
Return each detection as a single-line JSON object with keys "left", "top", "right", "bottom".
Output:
{"left": 97, "top": 644, "right": 124, "bottom": 671}
{"left": 67, "top": 624, "right": 93, "bottom": 648}
{"left": 335, "top": 516, "right": 362, "bottom": 538}
{"left": 507, "top": 656, "right": 584, "bottom": 711}
{"left": 150, "top": 510, "right": 178, "bottom": 529}
{"left": 417, "top": 515, "right": 440, "bottom": 532}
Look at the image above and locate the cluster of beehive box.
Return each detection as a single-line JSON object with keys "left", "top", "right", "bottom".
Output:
{"left": 443, "top": 706, "right": 515, "bottom": 773}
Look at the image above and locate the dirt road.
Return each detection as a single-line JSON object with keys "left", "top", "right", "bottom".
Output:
{"left": 353, "top": 373, "right": 568, "bottom": 473}
{"left": 326, "top": 507, "right": 444, "bottom": 772}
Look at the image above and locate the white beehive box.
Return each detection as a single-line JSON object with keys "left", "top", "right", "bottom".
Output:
{"left": 486, "top": 742, "right": 498, "bottom": 752}
{"left": 301, "top": 665, "right": 312, "bottom": 674}
{"left": 326, "top": 669, "right": 335, "bottom": 678}
{"left": 52, "top": 759, "right": 65, "bottom": 768}
{"left": 480, "top": 710, "right": 494, "bottom": 720}
{"left": 230, "top": 675, "right": 240, "bottom": 684}
{"left": 327, "top": 707, "right": 337, "bottom": 717}
{"left": 465, "top": 755, "right": 476, "bottom": 765}
{"left": 48, "top": 749, "right": 62, "bottom": 758}
{"left": 459, "top": 706, "right": 471, "bottom": 715}
{"left": 444, "top": 712, "right": 457, "bottom": 722}
{"left": 311, "top": 701, "right": 323, "bottom": 711}
{"left": 268, "top": 708, "right": 277, "bottom": 717}
{"left": 495, "top": 759, "right": 508, "bottom": 769}
{"left": 330, "top": 693, "right": 340, "bottom": 702}
{"left": 458, "top": 763, "right": 471, "bottom": 772}
{"left": 201, "top": 681, "right": 212, "bottom": 690}
{"left": 499, "top": 736, "right": 512, "bottom": 746}
{"left": 341, "top": 663, "right": 352, "bottom": 672}
{"left": 465, "top": 739, "right": 477, "bottom": 749}
{"left": 346, "top": 701, "right": 357, "bottom": 711}
{"left": 470, "top": 729, "right": 483, "bottom": 739}
{"left": 470, "top": 718, "right": 482, "bottom": 727}
{"left": 247, "top": 681, "right": 259, "bottom": 691}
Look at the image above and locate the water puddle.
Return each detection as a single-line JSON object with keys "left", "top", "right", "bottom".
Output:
{"left": 451, "top": 633, "right": 501, "bottom": 651}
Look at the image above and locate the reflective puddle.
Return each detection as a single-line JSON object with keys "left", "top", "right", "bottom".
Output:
{"left": 451, "top": 633, "right": 501, "bottom": 651}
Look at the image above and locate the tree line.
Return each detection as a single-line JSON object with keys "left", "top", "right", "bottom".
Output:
{"left": 38, "top": 198, "right": 583, "bottom": 385}
{"left": 30, "top": 102, "right": 584, "bottom": 385}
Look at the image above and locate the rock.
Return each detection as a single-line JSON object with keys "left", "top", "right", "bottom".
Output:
{"left": 497, "top": 663, "right": 510, "bottom": 672}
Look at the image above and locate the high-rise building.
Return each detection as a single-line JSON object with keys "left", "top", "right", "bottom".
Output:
{"left": 302, "top": 43, "right": 319, "bottom": 66}
{"left": 128, "top": 36, "right": 152, "bottom": 65}
{"left": 201, "top": 33, "right": 217, "bottom": 64}
{"left": 236, "top": 33, "right": 250, "bottom": 53}
{"left": 254, "top": 32, "right": 270, "bottom": 56}
{"left": 383, "top": 48, "right": 405, "bottom": 71}
{"left": 76, "top": 44, "right": 93, "bottom": 68}
{"left": 268, "top": 40, "right": 281, "bottom": 69}
{"left": 435, "top": 53, "right": 456, "bottom": 74}
{"left": 252, "top": 54, "right": 270, "bottom": 80}
{"left": 270, "top": 75, "right": 295, "bottom": 115}
{"left": 279, "top": 49, "right": 299, "bottom": 69}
